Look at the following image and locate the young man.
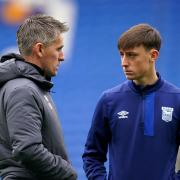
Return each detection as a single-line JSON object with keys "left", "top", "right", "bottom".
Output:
{"left": 82, "top": 24, "right": 180, "bottom": 180}
{"left": 0, "top": 14, "right": 77, "bottom": 179}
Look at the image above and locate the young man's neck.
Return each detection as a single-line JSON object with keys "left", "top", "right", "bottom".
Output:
{"left": 133, "top": 73, "right": 158, "bottom": 86}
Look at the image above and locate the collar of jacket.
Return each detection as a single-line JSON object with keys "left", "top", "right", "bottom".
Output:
{"left": 0, "top": 53, "right": 53, "bottom": 91}
{"left": 128, "top": 72, "right": 164, "bottom": 95}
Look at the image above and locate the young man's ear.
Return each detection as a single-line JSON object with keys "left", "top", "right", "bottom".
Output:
{"left": 32, "top": 43, "right": 44, "bottom": 58}
{"left": 150, "top": 49, "right": 159, "bottom": 62}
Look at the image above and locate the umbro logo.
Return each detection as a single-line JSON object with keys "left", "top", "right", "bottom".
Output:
{"left": 117, "top": 111, "right": 129, "bottom": 119}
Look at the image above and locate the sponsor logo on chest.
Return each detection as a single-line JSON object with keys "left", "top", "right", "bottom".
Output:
{"left": 117, "top": 111, "right": 129, "bottom": 119}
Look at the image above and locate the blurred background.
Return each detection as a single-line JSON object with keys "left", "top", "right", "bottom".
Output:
{"left": 0, "top": 0, "right": 180, "bottom": 179}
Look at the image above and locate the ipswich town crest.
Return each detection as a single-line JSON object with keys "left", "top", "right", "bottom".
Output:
{"left": 161, "top": 106, "right": 174, "bottom": 122}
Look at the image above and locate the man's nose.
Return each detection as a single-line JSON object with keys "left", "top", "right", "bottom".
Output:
{"left": 121, "top": 56, "right": 128, "bottom": 67}
{"left": 59, "top": 51, "right": 64, "bottom": 61}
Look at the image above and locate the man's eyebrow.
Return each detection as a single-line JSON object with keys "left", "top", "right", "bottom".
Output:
{"left": 58, "top": 45, "right": 64, "bottom": 49}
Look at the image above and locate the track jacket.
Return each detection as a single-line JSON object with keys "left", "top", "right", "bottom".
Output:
{"left": 0, "top": 53, "right": 77, "bottom": 179}
{"left": 83, "top": 74, "right": 180, "bottom": 180}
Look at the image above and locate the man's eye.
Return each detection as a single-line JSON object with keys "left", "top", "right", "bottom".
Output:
{"left": 128, "top": 53, "right": 136, "bottom": 57}
{"left": 58, "top": 48, "right": 63, "bottom": 52}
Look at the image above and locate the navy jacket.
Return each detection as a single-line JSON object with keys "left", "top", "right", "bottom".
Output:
{"left": 83, "top": 75, "right": 180, "bottom": 180}
{"left": 0, "top": 54, "right": 77, "bottom": 180}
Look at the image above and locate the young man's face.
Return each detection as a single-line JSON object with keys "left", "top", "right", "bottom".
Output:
{"left": 119, "top": 45, "right": 157, "bottom": 85}
{"left": 40, "top": 34, "right": 64, "bottom": 77}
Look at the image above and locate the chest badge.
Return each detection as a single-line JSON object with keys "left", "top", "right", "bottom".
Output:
{"left": 161, "top": 106, "right": 174, "bottom": 122}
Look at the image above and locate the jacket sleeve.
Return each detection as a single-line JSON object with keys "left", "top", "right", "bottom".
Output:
{"left": 5, "top": 86, "right": 77, "bottom": 180}
{"left": 82, "top": 93, "right": 111, "bottom": 180}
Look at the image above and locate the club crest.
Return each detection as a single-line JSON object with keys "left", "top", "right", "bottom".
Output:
{"left": 161, "top": 107, "right": 173, "bottom": 122}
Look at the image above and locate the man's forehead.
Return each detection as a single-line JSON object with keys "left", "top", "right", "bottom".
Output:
{"left": 120, "top": 48, "right": 137, "bottom": 53}
{"left": 119, "top": 45, "right": 145, "bottom": 53}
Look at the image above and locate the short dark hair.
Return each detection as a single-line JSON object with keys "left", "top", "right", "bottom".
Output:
{"left": 117, "top": 24, "right": 161, "bottom": 51}
{"left": 17, "top": 14, "right": 69, "bottom": 56}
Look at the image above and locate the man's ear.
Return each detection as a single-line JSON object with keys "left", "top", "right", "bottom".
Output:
{"left": 32, "top": 42, "right": 44, "bottom": 58}
{"left": 150, "top": 49, "right": 159, "bottom": 62}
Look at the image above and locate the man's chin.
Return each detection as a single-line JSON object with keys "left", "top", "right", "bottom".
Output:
{"left": 125, "top": 75, "right": 134, "bottom": 80}
{"left": 49, "top": 71, "right": 57, "bottom": 77}
{"left": 44, "top": 72, "right": 55, "bottom": 79}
